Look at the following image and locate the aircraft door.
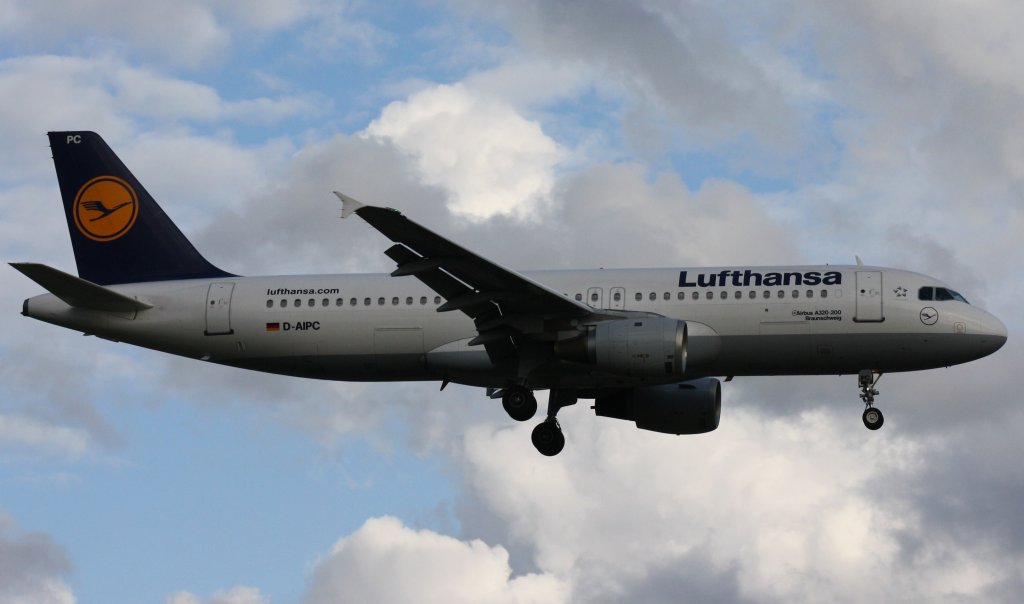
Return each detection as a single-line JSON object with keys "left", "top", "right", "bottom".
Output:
{"left": 854, "top": 271, "right": 883, "bottom": 322}
{"left": 610, "top": 287, "right": 625, "bottom": 310}
{"left": 205, "top": 282, "right": 235, "bottom": 335}
{"left": 586, "top": 287, "right": 604, "bottom": 309}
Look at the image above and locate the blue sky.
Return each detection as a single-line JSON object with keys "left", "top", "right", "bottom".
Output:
{"left": 1, "top": 2, "right": 1022, "bottom": 603}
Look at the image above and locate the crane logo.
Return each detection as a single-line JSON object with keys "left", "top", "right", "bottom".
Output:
{"left": 920, "top": 307, "right": 939, "bottom": 326}
{"left": 73, "top": 176, "right": 139, "bottom": 242}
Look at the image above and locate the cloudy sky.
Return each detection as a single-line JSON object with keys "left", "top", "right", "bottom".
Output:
{"left": 1, "top": 1, "right": 1022, "bottom": 602}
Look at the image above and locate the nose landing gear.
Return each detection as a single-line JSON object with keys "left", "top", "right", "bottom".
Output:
{"left": 859, "top": 370, "right": 884, "bottom": 430}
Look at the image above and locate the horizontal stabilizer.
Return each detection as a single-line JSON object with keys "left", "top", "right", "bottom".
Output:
{"left": 10, "top": 262, "right": 152, "bottom": 312}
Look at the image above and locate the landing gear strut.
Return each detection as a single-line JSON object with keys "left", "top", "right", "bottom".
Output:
{"left": 531, "top": 389, "right": 577, "bottom": 456}
{"left": 858, "top": 370, "right": 884, "bottom": 430}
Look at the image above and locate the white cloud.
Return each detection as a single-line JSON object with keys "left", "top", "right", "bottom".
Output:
{"left": 0, "top": 55, "right": 323, "bottom": 184}
{"left": 363, "top": 83, "right": 564, "bottom": 220}
{"left": 305, "top": 516, "right": 568, "bottom": 604}
{"left": 0, "top": 0, "right": 311, "bottom": 67}
{"left": 0, "top": 514, "right": 75, "bottom": 604}
{"left": 166, "top": 586, "right": 269, "bottom": 604}
{"left": 455, "top": 0, "right": 806, "bottom": 153}
{"left": 457, "top": 406, "right": 1022, "bottom": 603}
{"left": 0, "top": 414, "right": 92, "bottom": 459}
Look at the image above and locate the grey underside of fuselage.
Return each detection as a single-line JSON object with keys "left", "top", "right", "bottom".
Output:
{"left": 218, "top": 332, "right": 995, "bottom": 389}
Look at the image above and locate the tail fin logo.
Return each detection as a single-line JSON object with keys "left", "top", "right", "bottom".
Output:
{"left": 73, "top": 176, "right": 139, "bottom": 242}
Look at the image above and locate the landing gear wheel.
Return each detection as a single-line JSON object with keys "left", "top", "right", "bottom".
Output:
{"left": 531, "top": 419, "right": 565, "bottom": 456}
{"left": 502, "top": 386, "right": 537, "bottom": 422}
{"left": 857, "top": 370, "right": 884, "bottom": 431}
{"left": 862, "top": 407, "right": 884, "bottom": 430}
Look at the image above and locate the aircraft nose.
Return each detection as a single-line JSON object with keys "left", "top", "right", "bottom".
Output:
{"left": 981, "top": 312, "right": 1008, "bottom": 354}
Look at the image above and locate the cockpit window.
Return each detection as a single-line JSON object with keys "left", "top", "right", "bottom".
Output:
{"left": 940, "top": 288, "right": 969, "bottom": 304}
{"left": 922, "top": 286, "right": 969, "bottom": 304}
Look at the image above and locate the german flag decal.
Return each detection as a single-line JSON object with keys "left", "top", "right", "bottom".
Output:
{"left": 266, "top": 323, "right": 281, "bottom": 332}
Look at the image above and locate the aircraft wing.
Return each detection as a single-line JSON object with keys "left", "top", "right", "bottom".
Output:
{"left": 335, "top": 193, "right": 596, "bottom": 358}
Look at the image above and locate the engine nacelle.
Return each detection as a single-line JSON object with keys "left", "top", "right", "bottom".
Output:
{"left": 593, "top": 378, "right": 722, "bottom": 434}
{"left": 555, "top": 318, "right": 687, "bottom": 378}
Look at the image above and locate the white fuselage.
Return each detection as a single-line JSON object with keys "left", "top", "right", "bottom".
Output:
{"left": 23, "top": 265, "right": 1007, "bottom": 390}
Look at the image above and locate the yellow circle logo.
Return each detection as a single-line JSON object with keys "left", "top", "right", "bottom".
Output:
{"left": 73, "top": 176, "right": 139, "bottom": 242}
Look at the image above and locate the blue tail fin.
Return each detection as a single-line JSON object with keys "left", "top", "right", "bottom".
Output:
{"left": 48, "top": 131, "right": 235, "bottom": 285}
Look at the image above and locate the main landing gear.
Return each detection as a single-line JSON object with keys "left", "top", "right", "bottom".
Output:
{"left": 532, "top": 389, "right": 577, "bottom": 456}
{"left": 499, "top": 386, "right": 576, "bottom": 456}
{"left": 502, "top": 385, "right": 538, "bottom": 422}
{"left": 858, "top": 369, "right": 884, "bottom": 430}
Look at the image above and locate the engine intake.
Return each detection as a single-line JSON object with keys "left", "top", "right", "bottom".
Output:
{"left": 594, "top": 378, "right": 722, "bottom": 434}
{"left": 555, "top": 318, "right": 687, "bottom": 378}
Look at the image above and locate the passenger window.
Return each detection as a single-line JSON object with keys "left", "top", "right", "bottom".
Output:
{"left": 762, "top": 290, "right": 770, "bottom": 299}
{"left": 406, "top": 297, "right": 413, "bottom": 305}
{"left": 322, "top": 298, "right": 329, "bottom": 307}
{"left": 649, "top": 292, "right": 656, "bottom": 301}
{"left": 677, "top": 292, "right": 685, "bottom": 300}
{"left": 806, "top": 290, "right": 813, "bottom": 298}
{"left": 663, "top": 292, "right": 670, "bottom": 301}
{"left": 392, "top": 297, "right": 399, "bottom": 305}
{"left": 614, "top": 292, "right": 622, "bottom": 302}
{"left": 420, "top": 296, "right": 427, "bottom": 305}
{"left": 591, "top": 292, "right": 600, "bottom": 302}
{"left": 706, "top": 291, "right": 713, "bottom": 300}
{"left": 918, "top": 286, "right": 934, "bottom": 301}
{"left": 378, "top": 297, "right": 385, "bottom": 305}
{"left": 350, "top": 298, "right": 357, "bottom": 306}
{"left": 720, "top": 291, "right": 728, "bottom": 300}
{"left": 734, "top": 291, "right": 742, "bottom": 299}
{"left": 336, "top": 298, "right": 343, "bottom": 306}
{"left": 266, "top": 300, "right": 273, "bottom": 308}
{"left": 307, "top": 298, "right": 314, "bottom": 307}
{"left": 748, "top": 291, "right": 756, "bottom": 299}
{"left": 434, "top": 296, "right": 441, "bottom": 304}
{"left": 821, "top": 290, "right": 827, "bottom": 299}
{"left": 575, "top": 293, "right": 583, "bottom": 301}
{"left": 280, "top": 299, "right": 287, "bottom": 308}
{"left": 776, "top": 291, "right": 784, "bottom": 299}
{"left": 692, "top": 292, "right": 699, "bottom": 301}
{"left": 791, "top": 290, "right": 799, "bottom": 299}
{"left": 294, "top": 298, "right": 301, "bottom": 307}
{"left": 635, "top": 292, "right": 642, "bottom": 301}
{"left": 364, "top": 297, "right": 371, "bottom": 306}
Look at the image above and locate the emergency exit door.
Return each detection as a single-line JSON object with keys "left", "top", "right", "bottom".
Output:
{"left": 205, "top": 282, "right": 235, "bottom": 335}
{"left": 854, "top": 271, "right": 883, "bottom": 322}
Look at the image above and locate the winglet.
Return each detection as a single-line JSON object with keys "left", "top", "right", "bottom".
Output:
{"left": 333, "top": 191, "right": 365, "bottom": 219}
{"left": 855, "top": 255, "right": 864, "bottom": 267}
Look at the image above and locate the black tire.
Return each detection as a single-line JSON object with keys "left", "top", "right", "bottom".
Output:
{"left": 531, "top": 420, "right": 565, "bottom": 456}
{"left": 862, "top": 407, "right": 884, "bottom": 430}
{"left": 503, "top": 386, "right": 537, "bottom": 422}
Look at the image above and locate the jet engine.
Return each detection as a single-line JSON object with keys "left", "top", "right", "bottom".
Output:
{"left": 593, "top": 377, "right": 721, "bottom": 434}
{"left": 554, "top": 318, "right": 687, "bottom": 378}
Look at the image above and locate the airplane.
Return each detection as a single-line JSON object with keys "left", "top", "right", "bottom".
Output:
{"left": 13, "top": 131, "right": 1008, "bottom": 456}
